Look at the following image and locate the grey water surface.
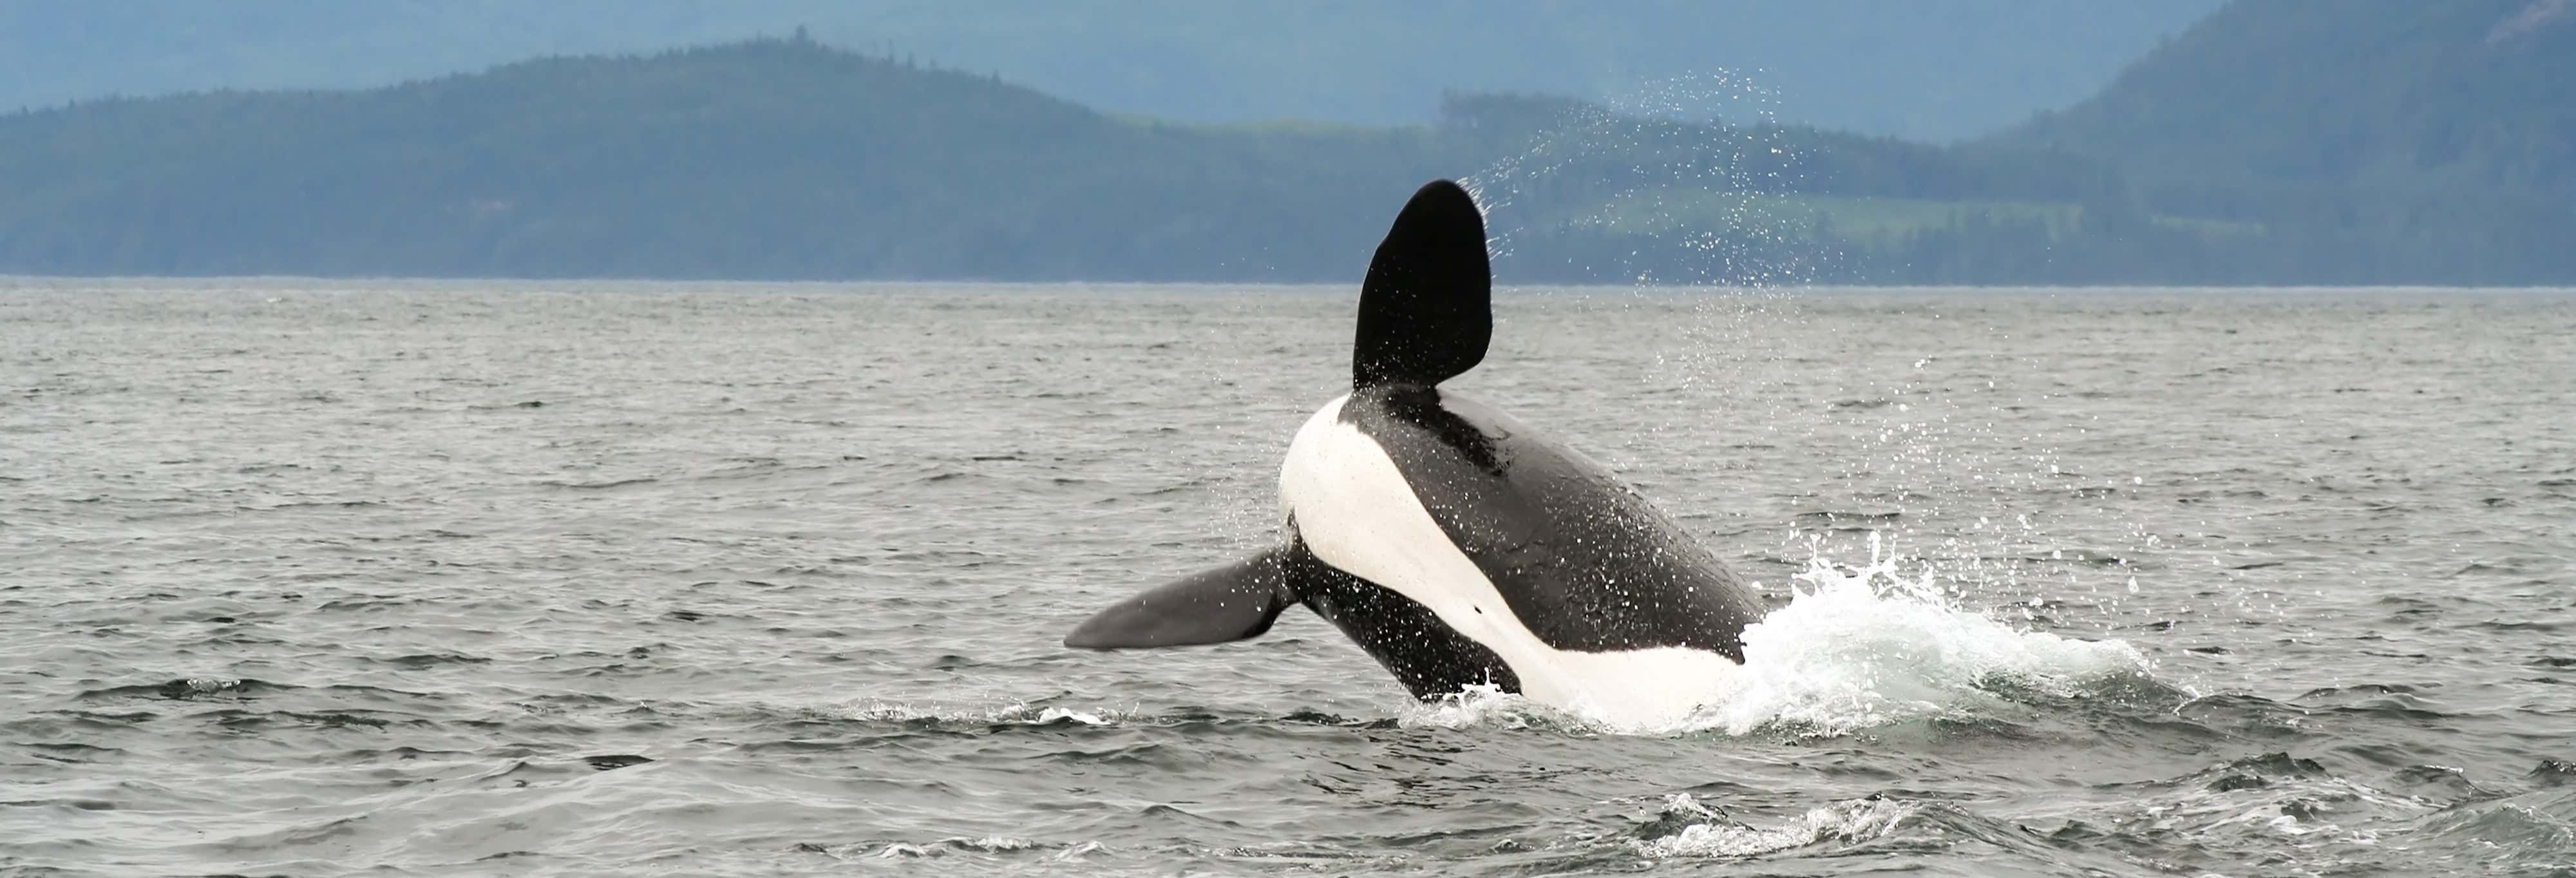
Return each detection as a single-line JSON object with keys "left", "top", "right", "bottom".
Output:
{"left": 3, "top": 280, "right": 2573, "bottom": 876}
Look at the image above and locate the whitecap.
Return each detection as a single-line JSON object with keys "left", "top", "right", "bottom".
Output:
{"left": 1634, "top": 792, "right": 1912, "bottom": 858}
{"left": 829, "top": 699, "right": 1128, "bottom": 726}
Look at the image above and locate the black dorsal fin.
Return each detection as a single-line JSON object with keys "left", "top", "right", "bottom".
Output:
{"left": 1354, "top": 180, "right": 1491, "bottom": 389}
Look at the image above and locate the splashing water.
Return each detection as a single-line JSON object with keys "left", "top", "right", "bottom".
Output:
{"left": 1399, "top": 683, "right": 1596, "bottom": 734}
{"left": 1696, "top": 537, "right": 2151, "bottom": 736}
{"left": 1459, "top": 70, "right": 1824, "bottom": 291}
{"left": 1403, "top": 535, "right": 2150, "bottom": 737}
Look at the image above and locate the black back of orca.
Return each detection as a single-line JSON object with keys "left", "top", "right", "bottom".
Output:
{"left": 1336, "top": 385, "right": 1761, "bottom": 659}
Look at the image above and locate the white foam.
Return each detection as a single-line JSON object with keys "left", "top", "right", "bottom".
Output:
{"left": 1398, "top": 683, "right": 1593, "bottom": 732}
{"left": 1403, "top": 537, "right": 2150, "bottom": 736}
{"left": 831, "top": 700, "right": 1126, "bottom": 726}
{"left": 1689, "top": 539, "right": 2151, "bottom": 736}
{"left": 1635, "top": 793, "right": 1912, "bottom": 859}
{"left": 871, "top": 836, "right": 1050, "bottom": 859}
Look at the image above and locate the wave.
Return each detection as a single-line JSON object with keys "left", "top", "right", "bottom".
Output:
{"left": 827, "top": 699, "right": 1132, "bottom": 727}
{"left": 1631, "top": 793, "right": 1911, "bottom": 859}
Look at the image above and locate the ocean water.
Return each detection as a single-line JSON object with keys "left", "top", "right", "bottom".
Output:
{"left": 3, "top": 279, "right": 2572, "bottom": 877}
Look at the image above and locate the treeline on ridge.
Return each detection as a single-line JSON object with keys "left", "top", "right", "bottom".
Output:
{"left": 1, "top": 35, "right": 2569, "bottom": 285}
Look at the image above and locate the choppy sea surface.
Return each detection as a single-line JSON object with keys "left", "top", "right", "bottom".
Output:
{"left": 3, "top": 279, "right": 2573, "bottom": 877}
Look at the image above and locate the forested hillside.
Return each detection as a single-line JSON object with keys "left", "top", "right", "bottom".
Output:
{"left": 0, "top": 0, "right": 2219, "bottom": 141}
{"left": 4, "top": 4, "right": 2573, "bottom": 285}
{"left": 1995, "top": 0, "right": 2576, "bottom": 283}
{"left": 2015, "top": 0, "right": 2573, "bottom": 196}
{"left": 0, "top": 39, "right": 2160, "bottom": 283}
{"left": 0, "top": 41, "right": 1446, "bottom": 280}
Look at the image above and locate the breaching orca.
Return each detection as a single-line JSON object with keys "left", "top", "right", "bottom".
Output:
{"left": 1065, "top": 180, "right": 1766, "bottom": 725}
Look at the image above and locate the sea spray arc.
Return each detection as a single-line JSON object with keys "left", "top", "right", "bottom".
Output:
{"left": 1065, "top": 180, "right": 1766, "bottom": 725}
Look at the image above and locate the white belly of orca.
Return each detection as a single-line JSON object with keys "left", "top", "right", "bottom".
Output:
{"left": 1280, "top": 394, "right": 1742, "bottom": 728}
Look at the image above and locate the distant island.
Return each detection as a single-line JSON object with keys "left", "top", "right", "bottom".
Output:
{"left": 1, "top": 0, "right": 2570, "bottom": 285}
{"left": 0, "top": 0, "right": 2226, "bottom": 142}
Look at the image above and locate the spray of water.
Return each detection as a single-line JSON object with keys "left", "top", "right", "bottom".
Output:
{"left": 1700, "top": 533, "right": 2150, "bottom": 735}
{"left": 1460, "top": 71, "right": 1826, "bottom": 291}
{"left": 1403, "top": 533, "right": 2150, "bottom": 737}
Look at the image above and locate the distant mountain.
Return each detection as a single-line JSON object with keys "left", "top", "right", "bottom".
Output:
{"left": 2012, "top": 0, "right": 2575, "bottom": 198}
{"left": 3, "top": 24, "right": 2570, "bottom": 285}
{"left": 0, "top": 40, "right": 1448, "bottom": 280}
{"left": 1996, "top": 0, "right": 2576, "bottom": 283}
{"left": 0, "top": 0, "right": 2220, "bottom": 142}
{"left": 0, "top": 38, "right": 2141, "bottom": 283}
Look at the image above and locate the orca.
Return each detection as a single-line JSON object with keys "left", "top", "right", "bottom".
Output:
{"left": 1065, "top": 180, "right": 1766, "bottom": 725}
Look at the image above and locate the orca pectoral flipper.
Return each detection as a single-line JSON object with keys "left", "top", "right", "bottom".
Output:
{"left": 1064, "top": 548, "right": 1298, "bottom": 649}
